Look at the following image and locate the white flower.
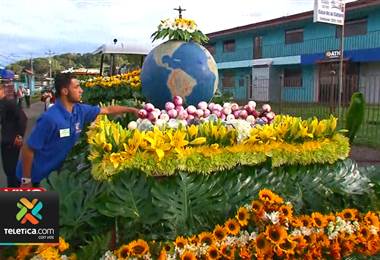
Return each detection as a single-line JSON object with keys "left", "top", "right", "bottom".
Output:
{"left": 100, "top": 250, "right": 117, "bottom": 260}
{"left": 265, "top": 211, "right": 280, "bottom": 225}
{"left": 370, "top": 225, "right": 379, "bottom": 235}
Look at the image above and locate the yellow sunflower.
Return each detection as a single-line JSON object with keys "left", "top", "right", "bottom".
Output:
{"left": 128, "top": 239, "right": 149, "bottom": 257}
{"left": 299, "top": 215, "right": 312, "bottom": 228}
{"left": 198, "top": 232, "right": 215, "bottom": 246}
{"left": 116, "top": 245, "right": 130, "bottom": 259}
{"left": 220, "top": 244, "right": 235, "bottom": 259}
{"left": 225, "top": 218, "right": 241, "bottom": 236}
{"left": 188, "top": 235, "right": 198, "bottom": 245}
{"left": 213, "top": 224, "right": 227, "bottom": 241}
{"left": 265, "top": 225, "right": 288, "bottom": 245}
{"left": 181, "top": 250, "right": 197, "bottom": 260}
{"left": 207, "top": 245, "right": 219, "bottom": 259}
{"left": 277, "top": 238, "right": 296, "bottom": 256}
{"left": 364, "top": 212, "right": 380, "bottom": 228}
{"left": 16, "top": 245, "right": 33, "bottom": 260}
{"left": 175, "top": 236, "right": 188, "bottom": 249}
{"left": 236, "top": 207, "right": 250, "bottom": 226}
{"left": 258, "top": 189, "right": 284, "bottom": 204}
{"left": 279, "top": 205, "right": 293, "bottom": 220}
{"left": 338, "top": 208, "right": 358, "bottom": 221}
{"left": 255, "top": 233, "right": 272, "bottom": 253}
{"left": 251, "top": 200, "right": 264, "bottom": 212}
{"left": 311, "top": 212, "right": 327, "bottom": 228}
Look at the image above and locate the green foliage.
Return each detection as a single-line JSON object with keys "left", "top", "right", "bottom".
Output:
{"left": 81, "top": 85, "right": 145, "bottom": 105}
{"left": 346, "top": 92, "right": 365, "bottom": 143}
{"left": 47, "top": 139, "right": 380, "bottom": 251}
{"left": 76, "top": 233, "right": 112, "bottom": 259}
{"left": 210, "top": 89, "right": 234, "bottom": 104}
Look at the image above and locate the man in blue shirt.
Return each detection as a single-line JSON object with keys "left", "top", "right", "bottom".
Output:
{"left": 17, "top": 73, "right": 138, "bottom": 187}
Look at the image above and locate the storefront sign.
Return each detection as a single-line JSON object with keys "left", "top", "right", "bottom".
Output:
{"left": 314, "top": 0, "right": 345, "bottom": 25}
{"left": 325, "top": 50, "right": 341, "bottom": 59}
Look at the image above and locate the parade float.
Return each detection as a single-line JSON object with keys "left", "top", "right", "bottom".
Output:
{"left": 14, "top": 13, "right": 380, "bottom": 260}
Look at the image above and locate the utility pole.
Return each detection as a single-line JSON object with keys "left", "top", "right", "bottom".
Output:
{"left": 45, "top": 50, "right": 55, "bottom": 87}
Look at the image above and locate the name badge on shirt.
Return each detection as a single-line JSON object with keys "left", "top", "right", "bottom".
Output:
{"left": 59, "top": 128, "right": 70, "bottom": 138}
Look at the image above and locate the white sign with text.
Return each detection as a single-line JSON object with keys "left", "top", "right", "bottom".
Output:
{"left": 314, "top": 0, "right": 345, "bottom": 25}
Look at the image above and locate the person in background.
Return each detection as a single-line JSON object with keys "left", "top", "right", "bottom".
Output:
{"left": 17, "top": 85, "right": 24, "bottom": 108}
{"left": 17, "top": 73, "right": 139, "bottom": 187}
{"left": 24, "top": 87, "right": 31, "bottom": 108}
{"left": 0, "top": 83, "right": 27, "bottom": 187}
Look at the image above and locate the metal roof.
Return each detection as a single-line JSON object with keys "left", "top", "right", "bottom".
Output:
{"left": 93, "top": 42, "right": 153, "bottom": 55}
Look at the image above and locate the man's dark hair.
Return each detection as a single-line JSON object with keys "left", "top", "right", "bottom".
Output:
{"left": 54, "top": 73, "right": 76, "bottom": 97}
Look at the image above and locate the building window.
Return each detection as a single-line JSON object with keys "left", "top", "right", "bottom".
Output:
{"left": 254, "top": 36, "right": 263, "bottom": 59}
{"left": 285, "top": 28, "right": 304, "bottom": 44}
{"left": 222, "top": 71, "right": 235, "bottom": 88}
{"left": 205, "top": 44, "right": 215, "bottom": 56}
{"left": 284, "top": 67, "right": 302, "bottom": 87}
{"left": 336, "top": 18, "right": 367, "bottom": 37}
{"left": 223, "top": 40, "right": 235, "bottom": 52}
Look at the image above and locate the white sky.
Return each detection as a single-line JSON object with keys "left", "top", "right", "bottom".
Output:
{"left": 0, "top": 0, "right": 354, "bottom": 65}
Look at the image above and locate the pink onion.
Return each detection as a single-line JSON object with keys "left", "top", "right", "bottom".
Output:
{"left": 223, "top": 107, "right": 232, "bottom": 115}
{"left": 213, "top": 104, "right": 222, "bottom": 111}
{"left": 198, "top": 101, "right": 208, "bottom": 110}
{"left": 167, "top": 109, "right": 178, "bottom": 118}
{"left": 231, "top": 103, "right": 239, "bottom": 111}
{"left": 246, "top": 115, "right": 256, "bottom": 124}
{"left": 233, "top": 110, "right": 240, "bottom": 118}
{"left": 187, "top": 115, "right": 195, "bottom": 121}
{"left": 239, "top": 110, "right": 248, "bottom": 119}
{"left": 203, "top": 109, "right": 210, "bottom": 117}
{"left": 196, "top": 109, "right": 204, "bottom": 117}
{"left": 138, "top": 109, "right": 148, "bottom": 118}
{"left": 173, "top": 96, "right": 183, "bottom": 106}
{"left": 226, "top": 114, "right": 235, "bottom": 121}
{"left": 178, "top": 110, "right": 188, "bottom": 120}
{"left": 212, "top": 110, "right": 222, "bottom": 118}
{"left": 262, "top": 104, "right": 271, "bottom": 112}
{"left": 266, "top": 112, "right": 275, "bottom": 120}
{"left": 248, "top": 101, "right": 257, "bottom": 108}
{"left": 208, "top": 102, "right": 215, "bottom": 111}
{"left": 186, "top": 105, "right": 197, "bottom": 115}
{"left": 144, "top": 103, "right": 155, "bottom": 112}
{"left": 165, "top": 102, "right": 175, "bottom": 111}
{"left": 159, "top": 113, "right": 170, "bottom": 121}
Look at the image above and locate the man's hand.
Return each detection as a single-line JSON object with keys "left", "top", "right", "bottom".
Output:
{"left": 129, "top": 107, "right": 140, "bottom": 117}
{"left": 14, "top": 135, "right": 23, "bottom": 147}
{"left": 20, "top": 183, "right": 33, "bottom": 188}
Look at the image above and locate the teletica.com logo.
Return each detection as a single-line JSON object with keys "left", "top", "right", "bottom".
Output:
{"left": 16, "top": 198, "right": 43, "bottom": 225}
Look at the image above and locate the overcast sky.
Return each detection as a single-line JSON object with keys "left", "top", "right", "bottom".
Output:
{"left": 0, "top": 0, "right": 354, "bottom": 65}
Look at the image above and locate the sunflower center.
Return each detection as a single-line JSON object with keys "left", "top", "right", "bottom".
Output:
{"left": 120, "top": 248, "right": 129, "bottom": 258}
{"left": 344, "top": 212, "right": 352, "bottom": 219}
{"left": 228, "top": 224, "right": 236, "bottom": 230}
{"left": 209, "top": 249, "right": 218, "bottom": 258}
{"left": 133, "top": 245, "right": 145, "bottom": 255}
{"left": 257, "top": 238, "right": 266, "bottom": 249}
{"left": 270, "top": 230, "right": 280, "bottom": 241}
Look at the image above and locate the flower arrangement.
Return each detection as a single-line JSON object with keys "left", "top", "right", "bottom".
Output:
{"left": 151, "top": 18, "right": 209, "bottom": 44}
{"left": 87, "top": 111, "right": 349, "bottom": 180}
{"left": 131, "top": 96, "right": 275, "bottom": 130}
{"left": 16, "top": 237, "right": 72, "bottom": 260}
{"left": 101, "top": 189, "right": 380, "bottom": 260}
{"left": 83, "top": 69, "right": 141, "bottom": 90}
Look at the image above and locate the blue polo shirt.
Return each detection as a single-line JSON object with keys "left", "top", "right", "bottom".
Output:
{"left": 16, "top": 100, "right": 100, "bottom": 183}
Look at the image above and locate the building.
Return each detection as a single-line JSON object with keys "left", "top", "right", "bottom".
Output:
{"left": 206, "top": 0, "right": 380, "bottom": 104}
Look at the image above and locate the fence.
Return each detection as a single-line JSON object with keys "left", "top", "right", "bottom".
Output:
{"left": 233, "top": 75, "right": 380, "bottom": 146}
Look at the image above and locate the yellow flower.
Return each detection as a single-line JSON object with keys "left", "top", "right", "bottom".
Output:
{"left": 38, "top": 247, "right": 60, "bottom": 259}
{"left": 58, "top": 237, "right": 69, "bottom": 252}
{"left": 225, "top": 218, "right": 240, "bottom": 235}
{"left": 187, "top": 125, "right": 198, "bottom": 137}
{"left": 144, "top": 128, "right": 171, "bottom": 160}
{"left": 167, "top": 129, "right": 189, "bottom": 152}
{"left": 102, "top": 143, "right": 112, "bottom": 152}
{"left": 129, "top": 239, "right": 149, "bottom": 257}
{"left": 109, "top": 153, "right": 122, "bottom": 168}
{"left": 236, "top": 207, "right": 250, "bottom": 226}
{"left": 189, "top": 137, "right": 206, "bottom": 145}
{"left": 198, "top": 231, "right": 215, "bottom": 246}
{"left": 116, "top": 245, "right": 130, "bottom": 259}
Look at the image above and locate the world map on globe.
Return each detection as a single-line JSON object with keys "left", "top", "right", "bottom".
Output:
{"left": 141, "top": 40, "right": 218, "bottom": 109}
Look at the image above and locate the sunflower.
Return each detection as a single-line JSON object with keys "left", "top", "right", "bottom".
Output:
{"left": 338, "top": 208, "right": 358, "bottom": 221}
{"left": 255, "top": 233, "right": 272, "bottom": 253}
{"left": 213, "top": 224, "right": 227, "bottom": 241}
{"left": 265, "top": 225, "right": 288, "bottom": 245}
{"left": 251, "top": 200, "right": 264, "bottom": 212}
{"left": 128, "top": 239, "right": 149, "bottom": 257}
{"left": 198, "top": 232, "right": 215, "bottom": 246}
{"left": 299, "top": 215, "right": 312, "bottom": 228}
{"left": 291, "top": 217, "right": 303, "bottom": 228}
{"left": 259, "top": 189, "right": 283, "bottom": 204}
{"left": 290, "top": 235, "right": 307, "bottom": 254}
{"left": 181, "top": 250, "right": 197, "bottom": 260}
{"left": 158, "top": 249, "right": 167, "bottom": 260}
{"left": 116, "top": 245, "right": 130, "bottom": 259}
{"left": 364, "top": 212, "right": 380, "bottom": 227}
{"left": 225, "top": 218, "right": 241, "bottom": 236}
{"left": 163, "top": 242, "right": 174, "bottom": 252}
{"left": 58, "top": 237, "right": 70, "bottom": 252}
{"left": 277, "top": 238, "right": 296, "bottom": 256}
{"left": 311, "top": 212, "right": 327, "bottom": 228}
{"left": 236, "top": 207, "right": 250, "bottom": 226}
{"left": 175, "top": 236, "right": 187, "bottom": 249}
{"left": 279, "top": 205, "right": 293, "bottom": 219}
{"left": 220, "top": 244, "right": 235, "bottom": 259}
{"left": 239, "top": 247, "right": 252, "bottom": 259}
{"left": 207, "top": 245, "right": 219, "bottom": 259}
{"left": 16, "top": 245, "right": 33, "bottom": 260}
{"left": 359, "top": 226, "right": 371, "bottom": 240}
{"left": 325, "top": 213, "right": 336, "bottom": 223}
{"left": 188, "top": 235, "right": 198, "bottom": 245}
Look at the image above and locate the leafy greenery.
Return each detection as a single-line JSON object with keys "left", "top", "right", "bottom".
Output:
{"left": 346, "top": 92, "right": 365, "bottom": 144}
{"left": 42, "top": 139, "right": 380, "bottom": 258}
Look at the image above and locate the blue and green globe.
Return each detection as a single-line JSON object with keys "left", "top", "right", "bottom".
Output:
{"left": 141, "top": 40, "right": 218, "bottom": 108}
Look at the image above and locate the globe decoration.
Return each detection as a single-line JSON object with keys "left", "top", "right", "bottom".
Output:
{"left": 141, "top": 17, "right": 218, "bottom": 109}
